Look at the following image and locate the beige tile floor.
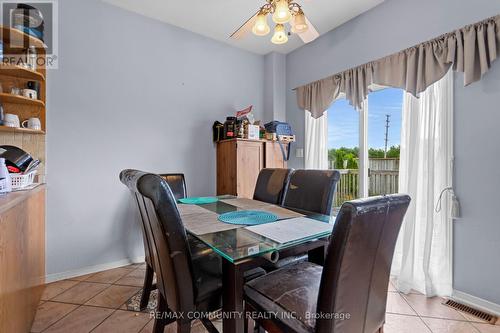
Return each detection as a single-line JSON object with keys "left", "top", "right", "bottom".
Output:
{"left": 31, "top": 264, "right": 500, "bottom": 333}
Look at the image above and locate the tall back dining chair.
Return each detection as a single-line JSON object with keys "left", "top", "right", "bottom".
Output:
{"left": 160, "top": 173, "right": 187, "bottom": 200}
{"left": 128, "top": 173, "right": 187, "bottom": 310}
{"left": 120, "top": 170, "right": 222, "bottom": 333}
{"left": 282, "top": 169, "right": 341, "bottom": 216}
{"left": 253, "top": 168, "right": 293, "bottom": 205}
{"left": 244, "top": 194, "right": 411, "bottom": 333}
{"left": 316, "top": 194, "right": 410, "bottom": 332}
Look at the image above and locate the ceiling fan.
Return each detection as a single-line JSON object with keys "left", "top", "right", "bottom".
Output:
{"left": 230, "top": 0, "right": 320, "bottom": 45}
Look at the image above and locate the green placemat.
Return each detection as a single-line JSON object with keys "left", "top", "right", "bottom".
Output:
{"left": 218, "top": 210, "right": 278, "bottom": 225}
{"left": 178, "top": 197, "right": 219, "bottom": 205}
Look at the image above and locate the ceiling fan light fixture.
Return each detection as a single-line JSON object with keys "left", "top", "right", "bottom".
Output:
{"left": 272, "top": 0, "right": 291, "bottom": 24}
{"left": 252, "top": 12, "right": 270, "bottom": 36}
{"left": 271, "top": 23, "right": 288, "bottom": 44}
{"left": 292, "top": 9, "right": 308, "bottom": 34}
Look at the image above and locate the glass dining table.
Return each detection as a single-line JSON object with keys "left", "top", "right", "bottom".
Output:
{"left": 177, "top": 195, "right": 336, "bottom": 333}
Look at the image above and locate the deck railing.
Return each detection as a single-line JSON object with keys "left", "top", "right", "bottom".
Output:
{"left": 333, "top": 169, "right": 399, "bottom": 207}
{"left": 334, "top": 169, "right": 359, "bottom": 207}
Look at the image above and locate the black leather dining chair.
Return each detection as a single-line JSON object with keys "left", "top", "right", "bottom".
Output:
{"left": 131, "top": 173, "right": 188, "bottom": 311}
{"left": 244, "top": 194, "right": 411, "bottom": 333}
{"left": 282, "top": 169, "right": 341, "bottom": 216}
{"left": 253, "top": 168, "right": 293, "bottom": 205}
{"left": 120, "top": 170, "right": 223, "bottom": 333}
{"left": 160, "top": 173, "right": 187, "bottom": 200}
{"left": 262, "top": 169, "right": 341, "bottom": 271}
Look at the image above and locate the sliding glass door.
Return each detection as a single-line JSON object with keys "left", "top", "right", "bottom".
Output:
{"left": 367, "top": 88, "right": 403, "bottom": 196}
{"left": 327, "top": 98, "right": 360, "bottom": 211}
{"left": 327, "top": 88, "right": 403, "bottom": 210}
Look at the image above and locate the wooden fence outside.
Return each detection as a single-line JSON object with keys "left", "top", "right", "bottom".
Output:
{"left": 369, "top": 158, "right": 400, "bottom": 171}
{"left": 334, "top": 169, "right": 399, "bottom": 207}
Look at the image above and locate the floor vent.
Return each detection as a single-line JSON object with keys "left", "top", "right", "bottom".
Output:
{"left": 443, "top": 299, "right": 498, "bottom": 324}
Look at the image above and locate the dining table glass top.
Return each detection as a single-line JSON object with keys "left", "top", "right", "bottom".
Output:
{"left": 178, "top": 195, "right": 336, "bottom": 263}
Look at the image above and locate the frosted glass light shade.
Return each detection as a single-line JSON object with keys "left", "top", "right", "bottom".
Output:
{"left": 272, "top": 0, "right": 291, "bottom": 24}
{"left": 252, "top": 13, "right": 270, "bottom": 36}
{"left": 292, "top": 10, "right": 308, "bottom": 33}
{"left": 271, "top": 24, "right": 288, "bottom": 44}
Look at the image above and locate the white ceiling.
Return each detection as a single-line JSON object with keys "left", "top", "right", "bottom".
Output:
{"left": 102, "top": 0, "right": 384, "bottom": 55}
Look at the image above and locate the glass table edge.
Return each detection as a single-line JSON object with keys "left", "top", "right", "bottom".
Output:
{"left": 187, "top": 228, "right": 332, "bottom": 264}
{"left": 183, "top": 196, "right": 336, "bottom": 263}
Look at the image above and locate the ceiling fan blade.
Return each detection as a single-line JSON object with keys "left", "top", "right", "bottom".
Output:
{"left": 297, "top": 16, "right": 319, "bottom": 43}
{"left": 230, "top": 11, "right": 259, "bottom": 40}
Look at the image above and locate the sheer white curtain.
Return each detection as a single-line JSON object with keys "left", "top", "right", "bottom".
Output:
{"left": 305, "top": 111, "right": 328, "bottom": 169}
{"left": 392, "top": 70, "right": 454, "bottom": 297}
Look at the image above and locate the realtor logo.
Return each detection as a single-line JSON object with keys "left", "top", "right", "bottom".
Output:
{"left": 0, "top": 0, "right": 58, "bottom": 69}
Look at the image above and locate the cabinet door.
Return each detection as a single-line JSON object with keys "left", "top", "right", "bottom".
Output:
{"left": 0, "top": 188, "right": 45, "bottom": 333}
{"left": 236, "top": 141, "right": 264, "bottom": 198}
{"left": 265, "top": 141, "right": 287, "bottom": 169}
{"left": 217, "top": 140, "right": 237, "bottom": 195}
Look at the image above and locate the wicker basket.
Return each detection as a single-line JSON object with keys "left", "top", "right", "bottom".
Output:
{"left": 11, "top": 171, "right": 37, "bottom": 189}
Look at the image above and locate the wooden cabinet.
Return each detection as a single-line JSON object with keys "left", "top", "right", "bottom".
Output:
{"left": 0, "top": 186, "right": 45, "bottom": 333}
{"left": 0, "top": 26, "right": 47, "bottom": 332}
{"left": 216, "top": 139, "right": 287, "bottom": 198}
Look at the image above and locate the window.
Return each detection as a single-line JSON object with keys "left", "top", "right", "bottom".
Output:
{"left": 327, "top": 99, "right": 359, "bottom": 208}
{"left": 327, "top": 88, "right": 403, "bottom": 209}
{"left": 367, "top": 88, "right": 403, "bottom": 196}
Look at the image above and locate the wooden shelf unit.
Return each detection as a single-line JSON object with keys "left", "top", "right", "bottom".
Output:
{"left": 0, "top": 93, "right": 45, "bottom": 107}
{"left": 0, "top": 64, "right": 46, "bottom": 81}
{"left": 0, "top": 25, "right": 47, "bottom": 173}
{"left": 0, "top": 125, "right": 45, "bottom": 134}
{"left": 0, "top": 25, "right": 46, "bottom": 50}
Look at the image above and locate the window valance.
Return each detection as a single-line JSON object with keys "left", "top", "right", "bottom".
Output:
{"left": 296, "top": 15, "right": 500, "bottom": 118}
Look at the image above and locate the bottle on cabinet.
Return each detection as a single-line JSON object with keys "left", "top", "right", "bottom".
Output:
{"left": 0, "top": 158, "right": 12, "bottom": 195}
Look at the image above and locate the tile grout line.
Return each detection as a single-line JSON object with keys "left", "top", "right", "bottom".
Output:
{"left": 396, "top": 291, "right": 434, "bottom": 332}
{"left": 88, "top": 296, "right": 151, "bottom": 333}
{"left": 397, "top": 290, "right": 483, "bottom": 333}
{"left": 35, "top": 265, "right": 145, "bottom": 333}
{"left": 88, "top": 308, "right": 119, "bottom": 333}
{"left": 43, "top": 281, "right": 113, "bottom": 302}
{"left": 37, "top": 284, "right": 116, "bottom": 332}
{"left": 39, "top": 304, "right": 83, "bottom": 333}
{"left": 138, "top": 319, "right": 153, "bottom": 333}
{"left": 51, "top": 284, "right": 114, "bottom": 306}
{"left": 39, "top": 300, "right": 126, "bottom": 310}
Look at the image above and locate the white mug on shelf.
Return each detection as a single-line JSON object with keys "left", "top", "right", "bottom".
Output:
{"left": 22, "top": 117, "right": 42, "bottom": 131}
{"left": 22, "top": 88, "right": 37, "bottom": 100}
{"left": 3, "top": 113, "right": 20, "bottom": 128}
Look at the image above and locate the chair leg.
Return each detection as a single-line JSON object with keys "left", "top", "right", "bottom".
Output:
{"left": 244, "top": 315, "right": 249, "bottom": 333}
{"left": 153, "top": 293, "right": 168, "bottom": 333}
{"left": 140, "top": 264, "right": 154, "bottom": 311}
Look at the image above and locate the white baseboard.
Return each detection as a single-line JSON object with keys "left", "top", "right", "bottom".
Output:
{"left": 452, "top": 290, "right": 500, "bottom": 316}
{"left": 45, "top": 256, "right": 145, "bottom": 283}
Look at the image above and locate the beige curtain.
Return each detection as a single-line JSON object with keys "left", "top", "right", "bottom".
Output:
{"left": 297, "top": 15, "right": 500, "bottom": 118}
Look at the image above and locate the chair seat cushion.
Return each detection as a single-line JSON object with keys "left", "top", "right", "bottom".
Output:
{"left": 244, "top": 261, "right": 322, "bottom": 333}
